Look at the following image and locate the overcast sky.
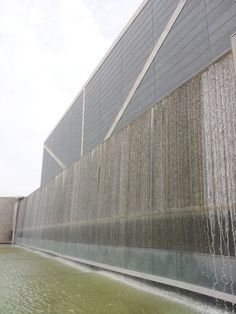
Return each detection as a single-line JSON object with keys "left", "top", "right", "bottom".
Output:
{"left": 0, "top": 0, "right": 142, "bottom": 197}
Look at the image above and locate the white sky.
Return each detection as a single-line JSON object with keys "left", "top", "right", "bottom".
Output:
{"left": 0, "top": 0, "right": 142, "bottom": 197}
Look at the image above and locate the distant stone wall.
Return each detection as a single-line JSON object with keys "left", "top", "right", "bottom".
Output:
{"left": 0, "top": 198, "right": 18, "bottom": 243}
{"left": 16, "top": 52, "right": 236, "bottom": 300}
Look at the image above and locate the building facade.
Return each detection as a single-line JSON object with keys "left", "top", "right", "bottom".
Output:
{"left": 41, "top": 0, "right": 236, "bottom": 185}
{"left": 16, "top": 0, "right": 236, "bottom": 304}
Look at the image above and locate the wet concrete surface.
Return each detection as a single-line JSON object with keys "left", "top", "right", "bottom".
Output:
{"left": 0, "top": 245, "right": 202, "bottom": 314}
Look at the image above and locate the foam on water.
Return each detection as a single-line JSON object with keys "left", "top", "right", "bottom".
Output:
{"left": 22, "top": 245, "right": 231, "bottom": 314}
{"left": 53, "top": 256, "right": 93, "bottom": 272}
{"left": 98, "top": 271, "right": 230, "bottom": 314}
{"left": 19, "top": 245, "right": 93, "bottom": 273}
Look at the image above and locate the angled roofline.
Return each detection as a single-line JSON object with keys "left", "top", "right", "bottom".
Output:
{"left": 44, "top": 0, "right": 149, "bottom": 143}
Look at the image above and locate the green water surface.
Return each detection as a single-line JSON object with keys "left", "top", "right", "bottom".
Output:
{"left": 0, "top": 245, "right": 200, "bottom": 314}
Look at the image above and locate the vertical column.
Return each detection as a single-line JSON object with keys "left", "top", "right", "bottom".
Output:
{"left": 80, "top": 87, "right": 86, "bottom": 157}
{"left": 231, "top": 32, "right": 236, "bottom": 71}
{"left": 11, "top": 199, "right": 19, "bottom": 244}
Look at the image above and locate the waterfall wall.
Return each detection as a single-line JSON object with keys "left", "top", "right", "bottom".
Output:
{"left": 16, "top": 52, "right": 236, "bottom": 301}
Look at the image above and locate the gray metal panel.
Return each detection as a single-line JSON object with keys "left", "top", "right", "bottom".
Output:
{"left": 45, "top": 93, "right": 83, "bottom": 168}
{"left": 115, "top": 0, "right": 177, "bottom": 132}
{"left": 121, "top": 0, "right": 154, "bottom": 102}
{"left": 117, "top": 63, "right": 155, "bottom": 131}
{"left": 83, "top": 71, "right": 101, "bottom": 155}
{"left": 41, "top": 149, "right": 64, "bottom": 185}
{"left": 152, "top": 0, "right": 178, "bottom": 42}
{"left": 115, "top": 0, "right": 212, "bottom": 132}
{"left": 99, "top": 41, "right": 122, "bottom": 141}
{"left": 154, "top": 0, "right": 211, "bottom": 92}
{"left": 41, "top": 94, "right": 83, "bottom": 185}
{"left": 41, "top": 0, "right": 236, "bottom": 184}
{"left": 69, "top": 94, "right": 83, "bottom": 163}
{"left": 206, "top": 0, "right": 236, "bottom": 59}
{"left": 83, "top": 0, "right": 155, "bottom": 151}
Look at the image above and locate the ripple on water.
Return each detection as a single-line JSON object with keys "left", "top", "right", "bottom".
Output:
{"left": 0, "top": 246, "right": 231, "bottom": 314}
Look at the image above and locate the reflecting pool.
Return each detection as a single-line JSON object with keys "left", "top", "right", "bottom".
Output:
{"left": 0, "top": 246, "right": 227, "bottom": 314}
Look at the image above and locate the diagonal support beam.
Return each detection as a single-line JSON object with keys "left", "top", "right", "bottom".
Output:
{"left": 44, "top": 144, "right": 66, "bottom": 170}
{"left": 104, "top": 0, "right": 188, "bottom": 141}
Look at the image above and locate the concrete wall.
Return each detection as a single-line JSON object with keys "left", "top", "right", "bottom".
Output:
{"left": 16, "top": 52, "right": 236, "bottom": 301}
{"left": 0, "top": 198, "right": 18, "bottom": 243}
